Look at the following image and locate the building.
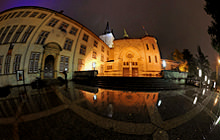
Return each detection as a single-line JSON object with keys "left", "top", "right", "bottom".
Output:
{"left": 0, "top": 6, "right": 179, "bottom": 87}
{"left": 0, "top": 6, "right": 110, "bottom": 87}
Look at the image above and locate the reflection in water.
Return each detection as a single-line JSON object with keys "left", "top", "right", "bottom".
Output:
{"left": 0, "top": 82, "right": 220, "bottom": 139}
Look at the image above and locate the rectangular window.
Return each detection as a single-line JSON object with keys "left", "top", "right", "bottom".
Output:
{"left": 37, "top": 13, "right": 47, "bottom": 19}
{"left": 5, "top": 13, "right": 12, "bottom": 20}
{"left": 152, "top": 44, "right": 155, "bottom": 50}
{"left": 4, "top": 25, "right": 18, "bottom": 44}
{"left": 22, "top": 11, "right": 31, "bottom": 17}
{"left": 101, "top": 46, "right": 104, "bottom": 52}
{"left": 59, "top": 22, "right": 69, "bottom": 32}
{"left": 78, "top": 59, "right": 84, "bottom": 71}
{"left": 155, "top": 56, "right": 158, "bottom": 63}
{"left": 0, "top": 26, "right": 11, "bottom": 44}
{"left": 35, "top": 31, "right": 50, "bottom": 44}
{"left": 101, "top": 54, "right": 104, "bottom": 62}
{"left": 146, "top": 44, "right": 149, "bottom": 50}
{"left": 0, "top": 55, "right": 3, "bottom": 74}
{"left": 107, "top": 65, "right": 112, "bottom": 70}
{"left": 82, "top": 34, "right": 89, "bottom": 42}
{"left": 92, "top": 50, "right": 97, "bottom": 59}
{"left": 148, "top": 56, "right": 151, "bottom": 63}
{"left": 80, "top": 45, "right": 86, "bottom": 55}
{"left": 0, "top": 27, "right": 5, "bottom": 36}
{"left": 11, "top": 25, "right": 26, "bottom": 43}
{"left": 107, "top": 50, "right": 109, "bottom": 55}
{"left": 20, "top": 26, "right": 35, "bottom": 43}
{"left": 10, "top": 12, "right": 17, "bottom": 18}
{"left": 63, "top": 38, "right": 73, "bottom": 51}
{"left": 4, "top": 55, "right": 11, "bottom": 74}
{"left": 69, "top": 26, "right": 78, "bottom": 35}
{"left": 47, "top": 18, "right": 59, "bottom": 27}
{"left": 13, "top": 54, "right": 21, "bottom": 73}
{"left": 15, "top": 11, "right": 24, "bottom": 18}
{"left": 29, "top": 52, "right": 40, "bottom": 73}
{"left": 60, "top": 56, "right": 69, "bottom": 72}
{"left": 94, "top": 40, "right": 98, "bottom": 47}
{"left": 29, "top": 12, "right": 39, "bottom": 17}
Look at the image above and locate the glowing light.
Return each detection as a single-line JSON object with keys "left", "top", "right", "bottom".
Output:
{"left": 214, "top": 116, "right": 220, "bottom": 125}
{"left": 204, "top": 75, "right": 207, "bottom": 81}
{"left": 214, "top": 82, "right": 216, "bottom": 88}
{"left": 202, "top": 88, "right": 205, "bottom": 95}
{"left": 162, "top": 60, "right": 166, "bottom": 68}
{"left": 92, "top": 62, "right": 96, "bottom": 68}
{"left": 208, "top": 79, "right": 210, "bottom": 84}
{"left": 193, "top": 96, "right": 198, "bottom": 104}
{"left": 93, "top": 94, "right": 97, "bottom": 101}
{"left": 158, "top": 100, "right": 162, "bottom": 106}
{"left": 199, "top": 69, "right": 202, "bottom": 77}
{"left": 214, "top": 97, "right": 218, "bottom": 106}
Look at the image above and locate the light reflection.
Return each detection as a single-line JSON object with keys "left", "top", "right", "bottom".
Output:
{"left": 202, "top": 88, "right": 206, "bottom": 95}
{"left": 214, "top": 95, "right": 219, "bottom": 106}
{"left": 193, "top": 96, "right": 198, "bottom": 105}
{"left": 158, "top": 100, "right": 162, "bottom": 107}
{"left": 214, "top": 116, "right": 220, "bottom": 125}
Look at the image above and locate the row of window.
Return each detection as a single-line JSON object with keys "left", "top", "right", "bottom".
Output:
{"left": 148, "top": 56, "right": 158, "bottom": 63}
{"left": 0, "top": 53, "right": 70, "bottom": 74}
{"left": 0, "top": 11, "right": 47, "bottom": 22}
{"left": 146, "top": 43, "right": 156, "bottom": 50}
{"left": 0, "top": 25, "right": 35, "bottom": 44}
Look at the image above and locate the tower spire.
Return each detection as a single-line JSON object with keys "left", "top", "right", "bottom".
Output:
{"left": 104, "top": 21, "right": 111, "bottom": 34}
{"left": 123, "top": 28, "right": 129, "bottom": 38}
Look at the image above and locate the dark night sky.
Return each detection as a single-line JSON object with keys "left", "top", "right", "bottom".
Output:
{"left": 0, "top": 0, "right": 217, "bottom": 70}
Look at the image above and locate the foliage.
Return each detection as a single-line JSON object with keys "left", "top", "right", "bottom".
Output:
{"left": 196, "top": 46, "right": 210, "bottom": 76}
{"left": 204, "top": 0, "right": 220, "bottom": 54}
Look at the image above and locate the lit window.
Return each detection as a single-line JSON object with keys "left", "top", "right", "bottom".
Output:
{"left": 4, "top": 25, "right": 18, "bottom": 44}
{"left": 0, "top": 26, "right": 11, "bottom": 44}
{"left": 13, "top": 54, "right": 21, "bottom": 73}
{"left": 92, "top": 50, "right": 97, "bottom": 59}
{"left": 11, "top": 25, "right": 26, "bottom": 43}
{"left": 29, "top": 12, "right": 39, "bottom": 17}
{"left": 15, "top": 11, "right": 24, "bottom": 18}
{"left": 60, "top": 56, "right": 69, "bottom": 72}
{"left": 38, "top": 13, "right": 47, "bottom": 19}
{"left": 82, "top": 34, "right": 89, "bottom": 42}
{"left": 47, "top": 18, "right": 59, "bottom": 27}
{"left": 29, "top": 52, "right": 40, "bottom": 73}
{"left": 101, "top": 54, "right": 104, "bottom": 62}
{"left": 4, "top": 55, "right": 11, "bottom": 74}
{"left": 20, "top": 26, "right": 35, "bottom": 43}
{"left": 59, "top": 22, "right": 69, "bottom": 32}
{"left": 63, "top": 38, "right": 73, "bottom": 51}
{"left": 94, "top": 40, "right": 98, "bottom": 47}
{"left": 101, "top": 46, "right": 104, "bottom": 52}
{"left": 78, "top": 59, "right": 84, "bottom": 71}
{"left": 80, "top": 45, "right": 86, "bottom": 55}
{"left": 107, "top": 50, "right": 109, "bottom": 55}
{"left": 22, "top": 11, "right": 31, "bottom": 17}
{"left": 0, "top": 55, "right": 3, "bottom": 74}
{"left": 35, "top": 31, "right": 50, "bottom": 44}
{"left": 148, "top": 56, "right": 151, "bottom": 63}
{"left": 155, "top": 56, "right": 158, "bottom": 63}
{"left": 107, "top": 65, "right": 112, "bottom": 70}
{"left": 69, "top": 26, "right": 78, "bottom": 35}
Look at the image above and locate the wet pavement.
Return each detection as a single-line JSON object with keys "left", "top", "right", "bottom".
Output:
{"left": 0, "top": 81, "right": 220, "bottom": 140}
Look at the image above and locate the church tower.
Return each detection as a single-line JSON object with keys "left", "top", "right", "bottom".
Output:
{"left": 99, "top": 22, "right": 115, "bottom": 48}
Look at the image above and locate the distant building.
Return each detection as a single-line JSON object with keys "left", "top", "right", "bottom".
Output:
{"left": 0, "top": 6, "right": 179, "bottom": 87}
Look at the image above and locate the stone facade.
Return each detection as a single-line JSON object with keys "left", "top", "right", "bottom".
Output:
{"left": 0, "top": 6, "right": 110, "bottom": 87}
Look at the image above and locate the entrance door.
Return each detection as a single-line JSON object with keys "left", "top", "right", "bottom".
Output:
{"left": 123, "top": 68, "right": 129, "bottom": 77}
{"left": 44, "top": 55, "right": 54, "bottom": 78}
{"left": 132, "top": 68, "right": 138, "bottom": 77}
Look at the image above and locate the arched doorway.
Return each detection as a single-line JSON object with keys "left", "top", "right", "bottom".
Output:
{"left": 44, "top": 55, "right": 54, "bottom": 78}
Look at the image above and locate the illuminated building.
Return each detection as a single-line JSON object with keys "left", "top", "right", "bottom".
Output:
{"left": 0, "top": 6, "right": 178, "bottom": 87}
